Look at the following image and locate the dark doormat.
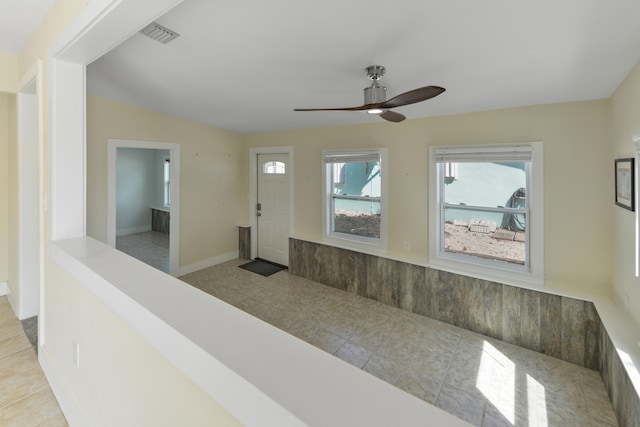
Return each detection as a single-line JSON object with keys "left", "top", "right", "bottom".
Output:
{"left": 239, "top": 258, "right": 287, "bottom": 277}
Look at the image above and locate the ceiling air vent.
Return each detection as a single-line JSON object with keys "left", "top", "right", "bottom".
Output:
{"left": 140, "top": 22, "right": 180, "bottom": 44}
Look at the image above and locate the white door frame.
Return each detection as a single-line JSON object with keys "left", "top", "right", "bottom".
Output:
{"left": 249, "top": 147, "right": 294, "bottom": 261}
{"left": 13, "top": 60, "right": 44, "bottom": 321}
{"left": 107, "top": 138, "right": 181, "bottom": 276}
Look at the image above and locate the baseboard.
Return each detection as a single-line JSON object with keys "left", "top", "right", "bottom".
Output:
{"left": 0, "top": 281, "right": 6, "bottom": 296}
{"left": 6, "top": 290, "right": 17, "bottom": 317}
{"left": 39, "top": 345, "right": 89, "bottom": 426}
{"left": 116, "top": 225, "right": 152, "bottom": 237}
{"left": 177, "top": 251, "right": 239, "bottom": 276}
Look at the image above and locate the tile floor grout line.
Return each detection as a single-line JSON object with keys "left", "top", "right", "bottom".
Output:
{"left": 434, "top": 330, "right": 464, "bottom": 405}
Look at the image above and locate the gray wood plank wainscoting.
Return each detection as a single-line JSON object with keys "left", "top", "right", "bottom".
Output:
{"left": 238, "top": 226, "right": 251, "bottom": 259}
{"left": 151, "top": 208, "right": 170, "bottom": 234}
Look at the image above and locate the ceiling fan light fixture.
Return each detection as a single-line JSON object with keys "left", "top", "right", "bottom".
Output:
{"left": 367, "top": 108, "right": 384, "bottom": 115}
{"left": 364, "top": 84, "right": 387, "bottom": 105}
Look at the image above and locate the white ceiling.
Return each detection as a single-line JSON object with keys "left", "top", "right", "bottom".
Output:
{"left": 0, "top": 0, "right": 54, "bottom": 54}
{"left": 87, "top": 0, "right": 640, "bottom": 134}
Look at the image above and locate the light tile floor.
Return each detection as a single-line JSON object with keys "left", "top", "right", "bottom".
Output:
{"left": 116, "top": 231, "right": 169, "bottom": 273}
{"left": 181, "top": 259, "right": 619, "bottom": 427}
{"left": 0, "top": 296, "right": 68, "bottom": 426}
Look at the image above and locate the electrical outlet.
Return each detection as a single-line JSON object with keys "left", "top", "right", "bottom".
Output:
{"left": 73, "top": 341, "right": 80, "bottom": 368}
{"left": 403, "top": 241, "right": 411, "bottom": 252}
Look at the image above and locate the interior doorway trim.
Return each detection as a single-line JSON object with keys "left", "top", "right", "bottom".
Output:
{"left": 14, "top": 59, "right": 44, "bottom": 322}
{"left": 249, "top": 146, "right": 294, "bottom": 260}
{"left": 107, "top": 138, "right": 181, "bottom": 275}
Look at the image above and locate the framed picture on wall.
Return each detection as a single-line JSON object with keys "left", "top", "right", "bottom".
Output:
{"left": 615, "top": 158, "right": 635, "bottom": 211}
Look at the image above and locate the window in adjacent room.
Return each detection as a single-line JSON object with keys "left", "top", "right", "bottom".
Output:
{"left": 323, "top": 149, "right": 387, "bottom": 250}
{"left": 164, "top": 157, "right": 171, "bottom": 207}
{"left": 429, "top": 143, "right": 543, "bottom": 286}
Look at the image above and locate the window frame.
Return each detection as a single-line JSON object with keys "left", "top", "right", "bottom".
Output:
{"left": 322, "top": 148, "right": 388, "bottom": 252}
{"left": 429, "top": 142, "right": 544, "bottom": 287}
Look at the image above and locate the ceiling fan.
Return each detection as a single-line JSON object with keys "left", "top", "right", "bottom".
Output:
{"left": 294, "top": 65, "right": 445, "bottom": 123}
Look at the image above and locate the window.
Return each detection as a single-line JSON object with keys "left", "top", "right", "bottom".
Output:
{"left": 429, "top": 143, "right": 543, "bottom": 287}
{"left": 323, "top": 149, "right": 387, "bottom": 250}
{"left": 263, "top": 161, "right": 286, "bottom": 174}
{"left": 164, "top": 157, "right": 171, "bottom": 207}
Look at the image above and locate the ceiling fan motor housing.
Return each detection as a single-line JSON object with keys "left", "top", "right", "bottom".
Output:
{"left": 364, "top": 84, "right": 387, "bottom": 104}
{"left": 364, "top": 65, "right": 387, "bottom": 104}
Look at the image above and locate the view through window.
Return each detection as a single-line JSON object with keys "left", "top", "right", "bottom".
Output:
{"left": 434, "top": 147, "right": 532, "bottom": 268}
{"left": 324, "top": 150, "right": 384, "bottom": 242}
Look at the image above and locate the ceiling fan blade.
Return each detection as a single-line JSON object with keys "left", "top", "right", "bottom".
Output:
{"left": 294, "top": 105, "right": 371, "bottom": 112}
{"left": 378, "top": 86, "right": 445, "bottom": 109}
{"left": 379, "top": 110, "right": 406, "bottom": 122}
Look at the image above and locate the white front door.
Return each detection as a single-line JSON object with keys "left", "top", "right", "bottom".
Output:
{"left": 257, "top": 153, "right": 290, "bottom": 266}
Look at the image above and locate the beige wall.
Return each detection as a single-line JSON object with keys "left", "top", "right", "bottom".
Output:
{"left": 86, "top": 95, "right": 244, "bottom": 268}
{"left": 246, "top": 100, "right": 612, "bottom": 296}
{"left": 17, "top": 0, "right": 88, "bottom": 77}
{"left": 0, "top": 53, "right": 17, "bottom": 93}
{"left": 610, "top": 58, "right": 640, "bottom": 328}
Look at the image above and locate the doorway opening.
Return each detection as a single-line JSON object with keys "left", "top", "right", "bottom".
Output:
{"left": 13, "top": 60, "right": 44, "bottom": 326}
{"left": 107, "top": 139, "right": 180, "bottom": 275}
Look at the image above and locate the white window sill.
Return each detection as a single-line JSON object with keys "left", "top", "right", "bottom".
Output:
{"left": 323, "top": 234, "right": 387, "bottom": 255}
